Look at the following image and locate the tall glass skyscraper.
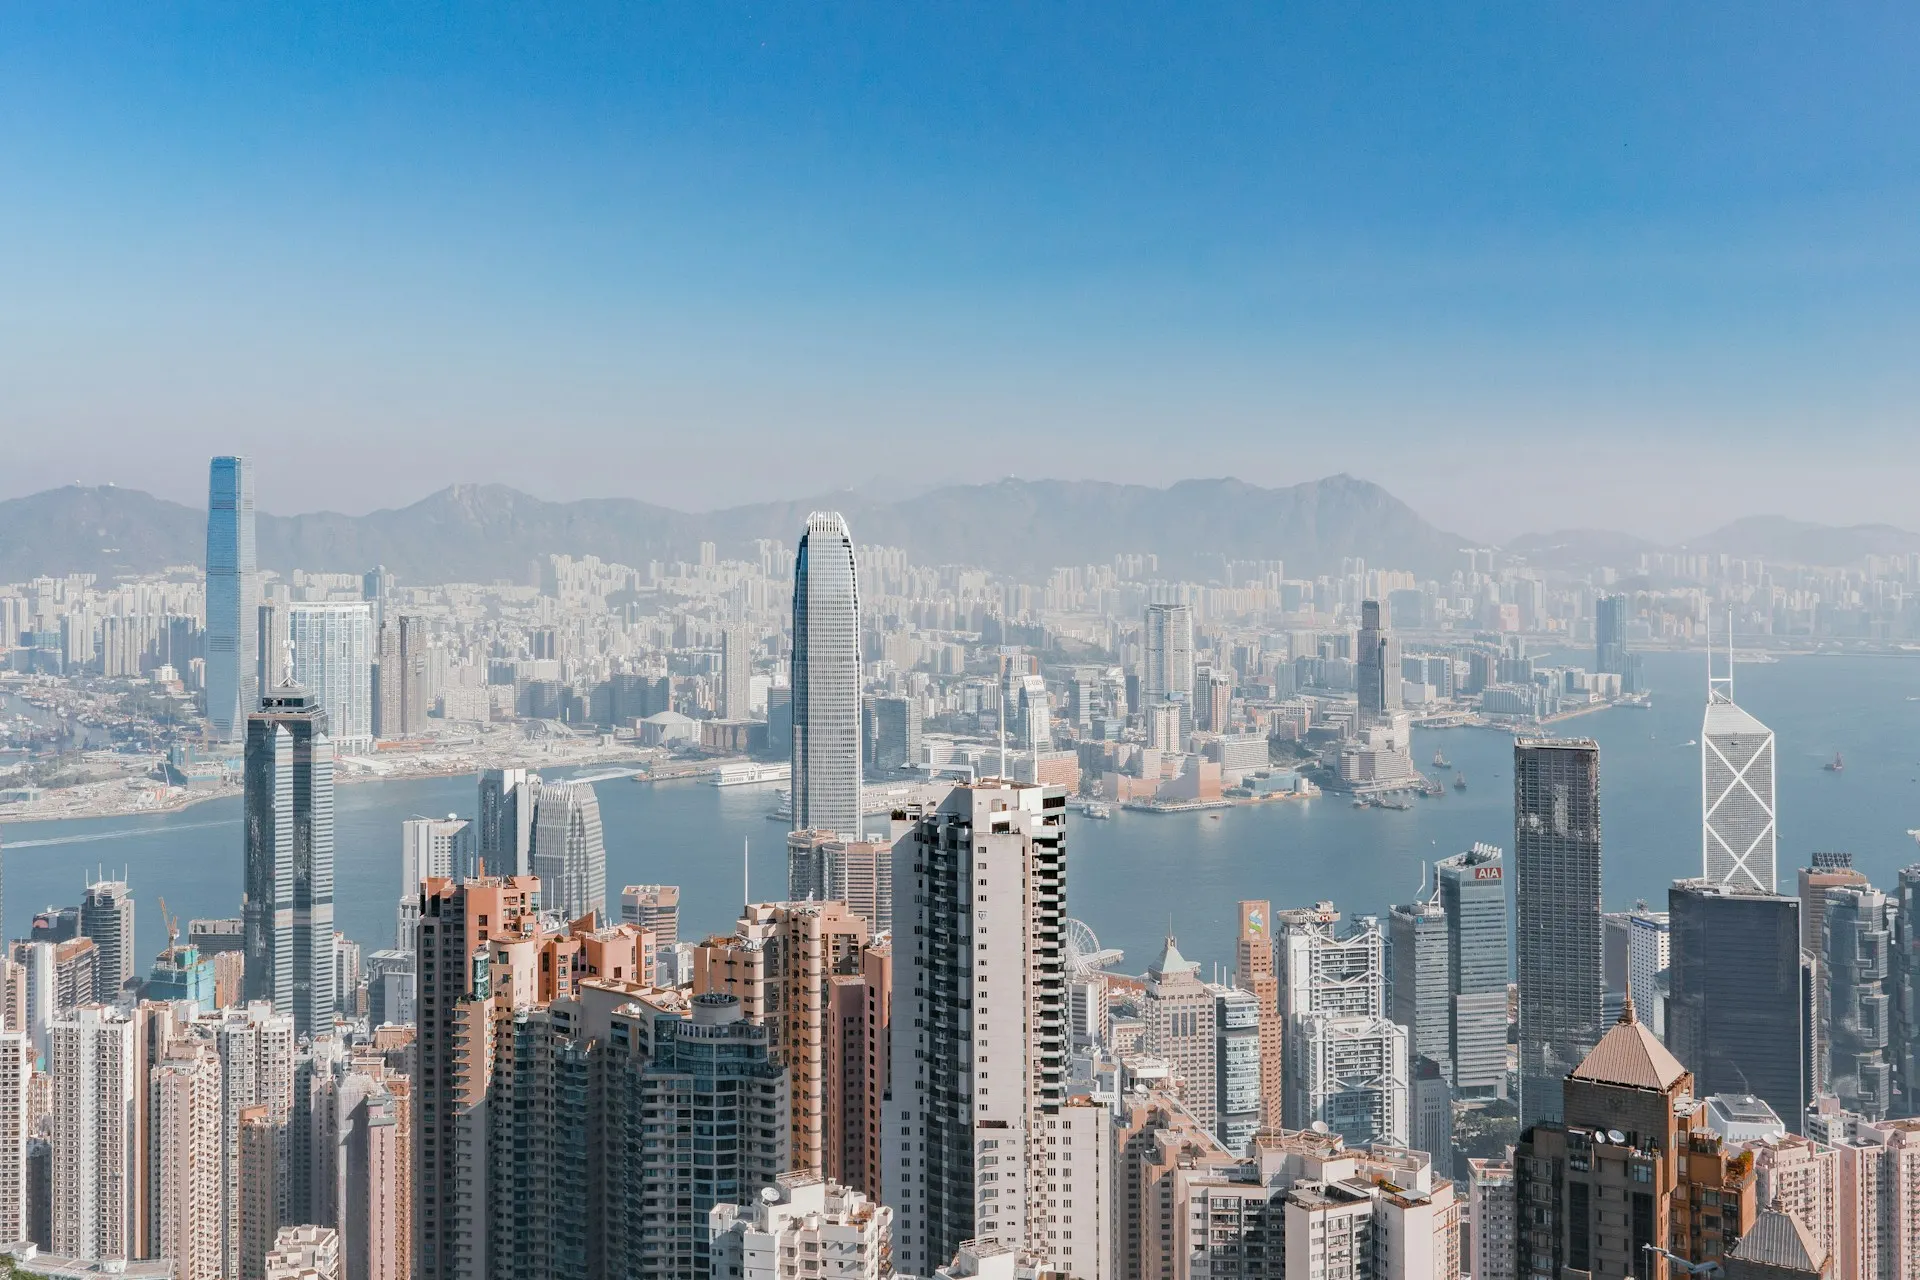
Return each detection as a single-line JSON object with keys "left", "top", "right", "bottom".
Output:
{"left": 1703, "top": 669, "right": 1777, "bottom": 893}
{"left": 1514, "top": 737, "right": 1604, "bottom": 1127}
{"left": 530, "top": 779, "right": 606, "bottom": 922}
{"left": 287, "top": 602, "right": 375, "bottom": 755}
{"left": 243, "top": 684, "right": 336, "bottom": 1038}
{"left": 1437, "top": 843, "right": 1512, "bottom": 1099}
{"left": 204, "top": 456, "right": 258, "bottom": 740}
{"left": 791, "top": 512, "right": 862, "bottom": 836}
{"left": 1142, "top": 601, "right": 1194, "bottom": 738}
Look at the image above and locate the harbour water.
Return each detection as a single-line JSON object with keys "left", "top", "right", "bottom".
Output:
{"left": 4, "top": 650, "right": 1920, "bottom": 978}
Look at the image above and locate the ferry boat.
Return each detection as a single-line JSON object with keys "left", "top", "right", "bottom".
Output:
{"left": 1079, "top": 800, "right": 1113, "bottom": 820}
{"left": 1825, "top": 752, "right": 1844, "bottom": 773}
{"left": 1453, "top": 771, "right": 1466, "bottom": 791}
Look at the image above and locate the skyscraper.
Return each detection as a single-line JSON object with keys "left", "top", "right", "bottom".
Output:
{"left": 1280, "top": 908, "right": 1408, "bottom": 1147}
{"left": 1514, "top": 737, "right": 1604, "bottom": 1127}
{"left": 720, "top": 625, "right": 752, "bottom": 720}
{"left": 792, "top": 512, "right": 862, "bottom": 835}
{"left": 530, "top": 779, "right": 606, "bottom": 922}
{"left": 476, "top": 767, "right": 538, "bottom": 877}
{"left": 885, "top": 781, "right": 1067, "bottom": 1276}
{"left": 1666, "top": 878, "right": 1809, "bottom": 1133}
{"left": 1594, "top": 593, "right": 1640, "bottom": 693}
{"left": 1142, "top": 602, "right": 1194, "bottom": 736}
{"left": 1825, "top": 883, "right": 1894, "bottom": 1119}
{"left": 1143, "top": 935, "right": 1218, "bottom": 1134}
{"left": 205, "top": 455, "right": 259, "bottom": 741}
{"left": 78, "top": 877, "right": 135, "bottom": 1003}
{"left": 1355, "top": 598, "right": 1401, "bottom": 724}
{"left": 1235, "top": 900, "right": 1284, "bottom": 1129}
{"left": 243, "top": 684, "right": 337, "bottom": 1038}
{"left": 396, "top": 817, "right": 473, "bottom": 948}
{"left": 1435, "top": 844, "right": 1512, "bottom": 1100}
{"left": 49, "top": 1006, "right": 138, "bottom": 1262}
{"left": 1703, "top": 656, "right": 1777, "bottom": 892}
{"left": 373, "top": 614, "right": 430, "bottom": 740}
{"left": 287, "top": 602, "right": 375, "bottom": 756}
{"left": 1389, "top": 896, "right": 1451, "bottom": 1080}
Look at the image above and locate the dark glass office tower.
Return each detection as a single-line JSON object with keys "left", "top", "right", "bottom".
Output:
{"left": 1514, "top": 737, "right": 1603, "bottom": 1127}
{"left": 1437, "top": 843, "right": 1512, "bottom": 1099}
{"left": 1667, "top": 878, "right": 1808, "bottom": 1132}
{"left": 205, "top": 456, "right": 258, "bottom": 741}
{"left": 244, "top": 684, "right": 336, "bottom": 1037}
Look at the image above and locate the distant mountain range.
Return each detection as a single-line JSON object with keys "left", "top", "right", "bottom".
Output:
{"left": 2, "top": 477, "right": 1912, "bottom": 585}
{"left": 0, "top": 475, "right": 1470, "bottom": 584}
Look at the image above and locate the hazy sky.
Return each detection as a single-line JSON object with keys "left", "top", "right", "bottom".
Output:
{"left": 3, "top": 4, "right": 1917, "bottom": 542}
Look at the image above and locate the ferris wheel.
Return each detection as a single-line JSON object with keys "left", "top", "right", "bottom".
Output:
{"left": 1064, "top": 918, "right": 1123, "bottom": 977}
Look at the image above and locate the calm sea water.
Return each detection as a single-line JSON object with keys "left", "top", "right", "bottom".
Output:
{"left": 5, "top": 651, "right": 1920, "bottom": 978}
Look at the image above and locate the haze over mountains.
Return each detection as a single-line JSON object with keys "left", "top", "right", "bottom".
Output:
{"left": 1, "top": 476, "right": 1914, "bottom": 586}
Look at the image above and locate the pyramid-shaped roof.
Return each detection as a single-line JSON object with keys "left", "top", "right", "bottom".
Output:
{"left": 1151, "top": 935, "right": 1198, "bottom": 977}
{"left": 1728, "top": 1204, "right": 1824, "bottom": 1273}
{"left": 1568, "top": 996, "right": 1689, "bottom": 1092}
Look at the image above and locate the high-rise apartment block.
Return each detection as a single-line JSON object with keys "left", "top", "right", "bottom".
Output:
{"left": 619, "top": 883, "right": 681, "bottom": 952}
{"left": 50, "top": 1006, "right": 138, "bottom": 1262}
{"left": 693, "top": 900, "right": 871, "bottom": 1179}
{"left": 709, "top": 1174, "right": 894, "bottom": 1280}
{"left": 374, "top": 614, "right": 431, "bottom": 739}
{"left": 885, "top": 781, "right": 1067, "bottom": 1276}
{"left": 792, "top": 512, "right": 863, "bottom": 836}
{"left": 720, "top": 625, "right": 753, "bottom": 721}
{"left": 1514, "top": 737, "right": 1604, "bottom": 1126}
{"left": 1466, "top": 1157, "right": 1516, "bottom": 1280}
{"left": 244, "top": 685, "right": 337, "bottom": 1039}
{"left": 205, "top": 455, "right": 260, "bottom": 742}
{"left": 1667, "top": 878, "right": 1810, "bottom": 1135}
{"left": 151, "top": 1042, "right": 225, "bottom": 1280}
{"left": 787, "top": 827, "right": 897, "bottom": 937}
{"left": 287, "top": 602, "right": 375, "bottom": 756}
{"left": 1435, "top": 844, "right": 1511, "bottom": 1099}
{"left": 0, "top": 1030, "right": 32, "bottom": 1247}
{"left": 530, "top": 779, "right": 607, "bottom": 922}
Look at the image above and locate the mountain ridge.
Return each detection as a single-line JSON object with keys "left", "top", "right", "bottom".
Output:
{"left": 0, "top": 475, "right": 1469, "bottom": 584}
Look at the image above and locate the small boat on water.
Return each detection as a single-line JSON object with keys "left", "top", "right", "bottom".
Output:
{"left": 1826, "top": 752, "right": 1845, "bottom": 773}
{"left": 1453, "top": 771, "right": 1466, "bottom": 791}
{"left": 1432, "top": 750, "right": 1452, "bottom": 768}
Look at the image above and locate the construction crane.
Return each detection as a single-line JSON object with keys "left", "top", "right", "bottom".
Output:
{"left": 158, "top": 896, "right": 179, "bottom": 951}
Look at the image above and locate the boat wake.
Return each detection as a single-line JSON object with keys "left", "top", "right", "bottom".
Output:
{"left": 0, "top": 817, "right": 238, "bottom": 849}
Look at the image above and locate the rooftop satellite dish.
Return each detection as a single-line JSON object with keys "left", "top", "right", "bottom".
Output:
{"left": 1608, "top": 1130, "right": 1626, "bottom": 1145}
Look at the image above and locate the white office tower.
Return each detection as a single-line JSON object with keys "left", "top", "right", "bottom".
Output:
{"left": 792, "top": 512, "right": 863, "bottom": 836}
{"left": 50, "top": 1006, "right": 138, "bottom": 1261}
{"left": 476, "top": 767, "right": 538, "bottom": 877}
{"left": 1142, "top": 602, "right": 1194, "bottom": 736}
{"left": 288, "top": 602, "right": 376, "bottom": 755}
{"left": 709, "top": 1175, "right": 894, "bottom": 1280}
{"left": 397, "top": 816, "right": 474, "bottom": 948}
{"left": 152, "top": 1044, "right": 225, "bottom": 1280}
{"left": 531, "top": 779, "right": 607, "bottom": 922}
{"left": 886, "top": 781, "right": 1068, "bottom": 1277}
{"left": 0, "top": 1030, "right": 30, "bottom": 1246}
{"left": 1702, "top": 644, "right": 1776, "bottom": 891}
{"left": 1280, "top": 909, "right": 1409, "bottom": 1148}
{"left": 1018, "top": 673, "right": 1051, "bottom": 755}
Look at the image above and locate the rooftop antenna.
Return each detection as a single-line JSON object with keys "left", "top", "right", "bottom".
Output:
{"left": 1708, "top": 607, "right": 1735, "bottom": 706}
{"left": 743, "top": 838, "right": 750, "bottom": 910}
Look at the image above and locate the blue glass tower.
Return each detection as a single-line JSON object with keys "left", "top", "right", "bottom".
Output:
{"left": 205, "top": 456, "right": 259, "bottom": 740}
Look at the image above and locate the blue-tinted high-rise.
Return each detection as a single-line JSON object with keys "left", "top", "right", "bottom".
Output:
{"left": 205, "top": 456, "right": 259, "bottom": 740}
{"left": 243, "top": 683, "right": 336, "bottom": 1038}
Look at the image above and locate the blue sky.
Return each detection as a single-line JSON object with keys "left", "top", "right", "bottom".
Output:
{"left": 2, "top": 3, "right": 1916, "bottom": 540}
